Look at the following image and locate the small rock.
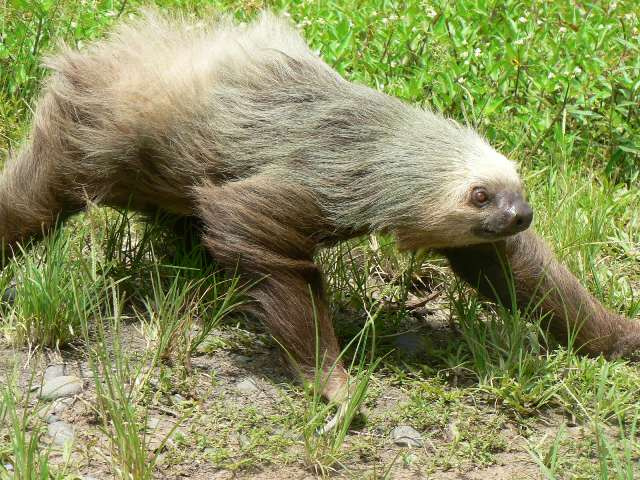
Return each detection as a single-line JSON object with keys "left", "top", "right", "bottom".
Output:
{"left": 44, "top": 364, "right": 66, "bottom": 381}
{"left": 147, "top": 417, "right": 181, "bottom": 451}
{"left": 232, "top": 354, "right": 252, "bottom": 364}
{"left": 45, "top": 414, "right": 59, "bottom": 424}
{"left": 1, "top": 285, "right": 16, "bottom": 305}
{"left": 393, "top": 333, "right": 426, "bottom": 357}
{"left": 147, "top": 417, "right": 161, "bottom": 430}
{"left": 39, "top": 375, "right": 83, "bottom": 400}
{"left": 235, "top": 377, "right": 259, "bottom": 395}
{"left": 390, "top": 425, "right": 423, "bottom": 448}
{"left": 52, "top": 397, "right": 75, "bottom": 414}
{"left": 445, "top": 420, "right": 461, "bottom": 443}
{"left": 48, "top": 421, "right": 74, "bottom": 446}
{"left": 402, "top": 452, "right": 418, "bottom": 466}
{"left": 231, "top": 432, "right": 250, "bottom": 449}
{"left": 172, "top": 393, "right": 186, "bottom": 404}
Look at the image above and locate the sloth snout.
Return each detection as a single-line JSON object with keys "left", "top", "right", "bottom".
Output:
{"left": 490, "top": 191, "right": 534, "bottom": 236}
{"left": 503, "top": 201, "right": 533, "bottom": 235}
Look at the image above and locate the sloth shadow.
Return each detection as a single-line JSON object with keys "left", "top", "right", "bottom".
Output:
{"left": 332, "top": 306, "right": 470, "bottom": 370}
{"left": 213, "top": 300, "right": 473, "bottom": 391}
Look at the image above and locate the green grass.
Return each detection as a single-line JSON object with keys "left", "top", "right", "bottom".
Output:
{"left": 82, "top": 284, "right": 172, "bottom": 480}
{"left": 0, "top": 371, "right": 72, "bottom": 480}
{"left": 0, "top": 0, "right": 639, "bottom": 478}
{"left": 1, "top": 227, "right": 105, "bottom": 348}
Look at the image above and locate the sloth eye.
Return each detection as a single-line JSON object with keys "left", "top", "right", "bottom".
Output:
{"left": 471, "top": 187, "right": 490, "bottom": 207}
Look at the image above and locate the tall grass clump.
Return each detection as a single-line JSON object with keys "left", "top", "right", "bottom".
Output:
{"left": 449, "top": 276, "right": 565, "bottom": 416}
{"left": 81, "top": 284, "right": 174, "bottom": 480}
{"left": 0, "top": 371, "right": 73, "bottom": 480}
{"left": 2, "top": 229, "right": 104, "bottom": 348}
{"left": 298, "top": 289, "right": 383, "bottom": 475}
{"left": 138, "top": 263, "right": 248, "bottom": 370}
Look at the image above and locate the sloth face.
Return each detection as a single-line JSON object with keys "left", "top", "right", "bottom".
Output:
{"left": 467, "top": 185, "right": 533, "bottom": 239}
{"left": 394, "top": 183, "right": 533, "bottom": 251}
{"left": 394, "top": 143, "right": 532, "bottom": 250}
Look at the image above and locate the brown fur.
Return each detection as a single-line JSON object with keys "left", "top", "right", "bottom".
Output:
{"left": 1, "top": 11, "right": 638, "bottom": 404}
{"left": 442, "top": 232, "right": 640, "bottom": 358}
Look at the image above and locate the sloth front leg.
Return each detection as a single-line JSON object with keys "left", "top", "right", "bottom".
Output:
{"left": 441, "top": 230, "right": 640, "bottom": 358}
{"left": 194, "top": 177, "right": 350, "bottom": 403}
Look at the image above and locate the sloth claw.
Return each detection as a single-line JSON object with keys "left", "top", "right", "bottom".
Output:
{"left": 316, "top": 402, "right": 369, "bottom": 436}
{"left": 316, "top": 402, "right": 350, "bottom": 436}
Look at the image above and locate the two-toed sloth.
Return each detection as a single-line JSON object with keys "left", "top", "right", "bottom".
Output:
{"left": 3, "top": 11, "right": 639, "bottom": 407}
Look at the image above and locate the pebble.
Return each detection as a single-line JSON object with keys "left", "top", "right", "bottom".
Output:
{"left": 232, "top": 354, "right": 252, "bottom": 364}
{"left": 403, "top": 452, "right": 418, "bottom": 465}
{"left": 48, "top": 421, "right": 74, "bottom": 446}
{"left": 393, "top": 333, "right": 426, "bottom": 357}
{"left": 1, "top": 285, "right": 16, "bottom": 305}
{"left": 235, "top": 377, "right": 259, "bottom": 394}
{"left": 39, "top": 375, "right": 83, "bottom": 400}
{"left": 147, "top": 417, "right": 161, "bottom": 430}
{"left": 445, "top": 420, "right": 460, "bottom": 443}
{"left": 44, "top": 364, "right": 66, "bottom": 381}
{"left": 45, "top": 414, "right": 59, "bottom": 424}
{"left": 52, "top": 397, "right": 75, "bottom": 414}
{"left": 147, "top": 417, "right": 181, "bottom": 451}
{"left": 390, "top": 425, "right": 423, "bottom": 448}
{"left": 231, "top": 432, "right": 250, "bottom": 449}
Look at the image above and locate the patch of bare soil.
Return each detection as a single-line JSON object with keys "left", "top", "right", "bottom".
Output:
{"left": 0, "top": 319, "right": 550, "bottom": 480}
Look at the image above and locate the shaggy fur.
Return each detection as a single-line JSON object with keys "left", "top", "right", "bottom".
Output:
{"left": 2, "top": 11, "right": 638, "bottom": 401}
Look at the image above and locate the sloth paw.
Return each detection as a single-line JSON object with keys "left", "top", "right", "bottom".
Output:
{"left": 609, "top": 330, "right": 640, "bottom": 362}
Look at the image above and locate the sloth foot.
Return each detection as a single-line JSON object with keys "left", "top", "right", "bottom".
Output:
{"left": 316, "top": 371, "right": 368, "bottom": 435}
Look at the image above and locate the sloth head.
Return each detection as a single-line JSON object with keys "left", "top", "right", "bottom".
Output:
{"left": 394, "top": 132, "right": 533, "bottom": 250}
{"left": 458, "top": 139, "right": 533, "bottom": 243}
{"left": 466, "top": 184, "right": 533, "bottom": 239}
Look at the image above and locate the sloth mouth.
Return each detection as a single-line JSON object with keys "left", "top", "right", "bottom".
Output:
{"left": 476, "top": 225, "right": 530, "bottom": 240}
{"left": 474, "top": 226, "right": 510, "bottom": 239}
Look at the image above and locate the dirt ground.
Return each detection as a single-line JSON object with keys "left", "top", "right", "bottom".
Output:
{"left": 0, "top": 312, "right": 562, "bottom": 480}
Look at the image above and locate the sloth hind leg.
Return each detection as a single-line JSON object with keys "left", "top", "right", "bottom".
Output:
{"left": 0, "top": 102, "right": 86, "bottom": 257}
{"left": 195, "top": 176, "right": 350, "bottom": 404}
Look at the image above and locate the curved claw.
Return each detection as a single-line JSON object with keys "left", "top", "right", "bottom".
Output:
{"left": 316, "top": 402, "right": 350, "bottom": 436}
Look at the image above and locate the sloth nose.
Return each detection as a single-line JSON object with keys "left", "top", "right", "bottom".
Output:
{"left": 504, "top": 201, "right": 533, "bottom": 235}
